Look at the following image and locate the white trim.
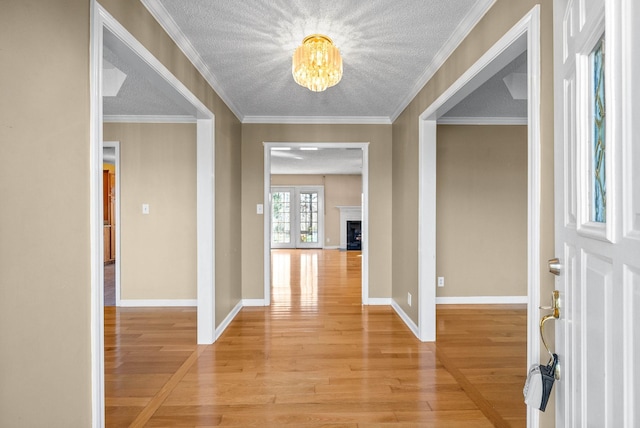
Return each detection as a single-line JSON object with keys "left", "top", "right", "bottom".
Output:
{"left": 390, "top": 0, "right": 497, "bottom": 122}
{"left": 437, "top": 116, "right": 528, "bottom": 125}
{"left": 119, "top": 299, "right": 197, "bottom": 307}
{"left": 215, "top": 301, "right": 243, "bottom": 340}
{"left": 361, "top": 146, "right": 370, "bottom": 305}
{"left": 103, "top": 114, "right": 196, "bottom": 123}
{"left": 103, "top": 141, "right": 121, "bottom": 306}
{"left": 91, "top": 5, "right": 217, "bottom": 426}
{"left": 264, "top": 142, "right": 370, "bottom": 306}
{"left": 196, "top": 118, "right": 216, "bottom": 345}
{"left": 436, "top": 296, "right": 528, "bottom": 305}
{"left": 263, "top": 148, "right": 272, "bottom": 306}
{"left": 391, "top": 299, "right": 420, "bottom": 337}
{"left": 89, "top": 3, "right": 105, "bottom": 425}
{"left": 95, "top": 3, "right": 216, "bottom": 343}
{"left": 243, "top": 116, "right": 392, "bottom": 125}
{"left": 418, "top": 119, "right": 437, "bottom": 342}
{"left": 140, "top": 0, "right": 243, "bottom": 121}
{"left": 324, "top": 246, "right": 340, "bottom": 250}
{"left": 366, "top": 298, "right": 393, "bottom": 305}
{"left": 242, "top": 299, "right": 267, "bottom": 307}
{"left": 417, "top": 7, "right": 541, "bottom": 428}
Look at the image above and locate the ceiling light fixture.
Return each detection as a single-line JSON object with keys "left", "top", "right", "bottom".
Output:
{"left": 292, "top": 34, "right": 343, "bottom": 92}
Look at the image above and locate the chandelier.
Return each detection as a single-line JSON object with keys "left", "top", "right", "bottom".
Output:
{"left": 292, "top": 34, "right": 343, "bottom": 92}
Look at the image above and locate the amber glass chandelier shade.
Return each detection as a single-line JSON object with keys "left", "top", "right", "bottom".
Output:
{"left": 292, "top": 34, "right": 343, "bottom": 92}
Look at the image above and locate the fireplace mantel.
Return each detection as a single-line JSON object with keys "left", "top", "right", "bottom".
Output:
{"left": 337, "top": 206, "right": 362, "bottom": 250}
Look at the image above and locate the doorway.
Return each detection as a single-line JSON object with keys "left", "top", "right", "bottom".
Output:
{"left": 91, "top": 5, "right": 216, "bottom": 425}
{"left": 103, "top": 142, "right": 119, "bottom": 306}
{"left": 263, "top": 143, "right": 369, "bottom": 306}
{"left": 418, "top": 5, "right": 541, "bottom": 426}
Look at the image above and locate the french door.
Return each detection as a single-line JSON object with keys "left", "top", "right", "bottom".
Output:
{"left": 553, "top": 0, "right": 640, "bottom": 426}
{"left": 271, "top": 186, "right": 324, "bottom": 249}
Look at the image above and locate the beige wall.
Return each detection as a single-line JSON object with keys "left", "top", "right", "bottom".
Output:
{"left": 0, "top": 0, "right": 242, "bottom": 424}
{"left": 391, "top": 1, "right": 556, "bottom": 425}
{"left": 271, "top": 174, "right": 362, "bottom": 246}
{"left": 436, "top": 125, "right": 527, "bottom": 298}
{"left": 99, "top": 0, "right": 243, "bottom": 326}
{"left": 0, "top": 0, "right": 92, "bottom": 425}
{"left": 104, "top": 123, "right": 197, "bottom": 300}
{"left": 392, "top": 0, "right": 555, "bottom": 321}
{"left": 242, "top": 125, "right": 391, "bottom": 299}
{"left": 2, "top": 0, "right": 558, "bottom": 425}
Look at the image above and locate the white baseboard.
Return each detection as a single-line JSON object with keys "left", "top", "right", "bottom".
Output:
{"left": 118, "top": 299, "right": 197, "bottom": 307}
{"left": 215, "top": 300, "right": 243, "bottom": 340}
{"left": 436, "top": 295, "right": 528, "bottom": 304}
{"left": 323, "top": 246, "right": 340, "bottom": 250}
{"left": 391, "top": 299, "right": 420, "bottom": 339}
{"left": 364, "top": 298, "right": 392, "bottom": 305}
{"left": 242, "top": 299, "right": 267, "bottom": 306}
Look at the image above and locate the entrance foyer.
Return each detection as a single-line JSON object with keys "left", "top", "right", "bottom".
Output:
{"left": 105, "top": 249, "right": 526, "bottom": 426}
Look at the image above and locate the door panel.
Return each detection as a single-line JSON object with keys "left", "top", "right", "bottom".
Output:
{"left": 271, "top": 188, "right": 293, "bottom": 248}
{"left": 297, "top": 190, "right": 320, "bottom": 248}
{"left": 554, "top": 0, "right": 640, "bottom": 426}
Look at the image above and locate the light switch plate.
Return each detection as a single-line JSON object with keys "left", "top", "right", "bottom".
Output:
{"left": 257, "top": 204, "right": 264, "bottom": 214}
{"left": 142, "top": 203, "right": 150, "bottom": 215}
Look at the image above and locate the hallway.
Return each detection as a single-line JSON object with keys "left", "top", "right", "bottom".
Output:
{"left": 105, "top": 249, "right": 526, "bottom": 427}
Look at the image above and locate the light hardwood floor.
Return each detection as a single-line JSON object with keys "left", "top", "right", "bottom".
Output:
{"left": 105, "top": 249, "right": 527, "bottom": 427}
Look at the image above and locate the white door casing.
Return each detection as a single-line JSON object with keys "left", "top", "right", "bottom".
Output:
{"left": 91, "top": 5, "right": 216, "bottom": 426}
{"left": 263, "top": 142, "right": 370, "bottom": 306}
{"left": 553, "top": 0, "right": 640, "bottom": 426}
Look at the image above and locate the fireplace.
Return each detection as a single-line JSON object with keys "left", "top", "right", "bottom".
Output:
{"left": 346, "top": 220, "right": 362, "bottom": 250}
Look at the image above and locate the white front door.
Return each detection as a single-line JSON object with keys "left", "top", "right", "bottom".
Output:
{"left": 553, "top": 0, "right": 640, "bottom": 426}
{"left": 271, "top": 186, "right": 324, "bottom": 249}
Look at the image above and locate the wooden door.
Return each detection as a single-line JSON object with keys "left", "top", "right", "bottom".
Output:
{"left": 553, "top": 0, "right": 640, "bottom": 425}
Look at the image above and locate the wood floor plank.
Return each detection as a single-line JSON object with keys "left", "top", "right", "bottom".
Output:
{"left": 105, "top": 249, "right": 527, "bottom": 427}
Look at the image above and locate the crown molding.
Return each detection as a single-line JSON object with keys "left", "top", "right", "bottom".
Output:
{"left": 390, "top": 0, "right": 497, "bottom": 122}
{"left": 103, "top": 114, "right": 197, "bottom": 123}
{"left": 242, "top": 115, "right": 392, "bottom": 125}
{"left": 437, "top": 116, "right": 527, "bottom": 125}
{"left": 141, "top": 0, "right": 244, "bottom": 121}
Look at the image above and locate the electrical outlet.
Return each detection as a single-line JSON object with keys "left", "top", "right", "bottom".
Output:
{"left": 256, "top": 204, "right": 264, "bottom": 214}
{"left": 407, "top": 292, "right": 412, "bottom": 306}
{"left": 142, "top": 203, "right": 150, "bottom": 215}
{"left": 326, "top": 238, "right": 330, "bottom": 243}
{"left": 438, "top": 277, "right": 445, "bottom": 287}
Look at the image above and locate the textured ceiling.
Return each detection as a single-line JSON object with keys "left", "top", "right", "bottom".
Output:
{"left": 140, "top": 0, "right": 494, "bottom": 122}
{"left": 103, "top": 44, "right": 193, "bottom": 117}
{"left": 102, "top": 0, "right": 529, "bottom": 174}
{"left": 441, "top": 51, "right": 528, "bottom": 120}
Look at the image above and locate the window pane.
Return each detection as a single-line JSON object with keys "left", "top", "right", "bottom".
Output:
{"left": 299, "top": 191, "right": 319, "bottom": 244}
{"left": 592, "top": 36, "right": 606, "bottom": 223}
{"left": 272, "top": 191, "right": 291, "bottom": 244}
